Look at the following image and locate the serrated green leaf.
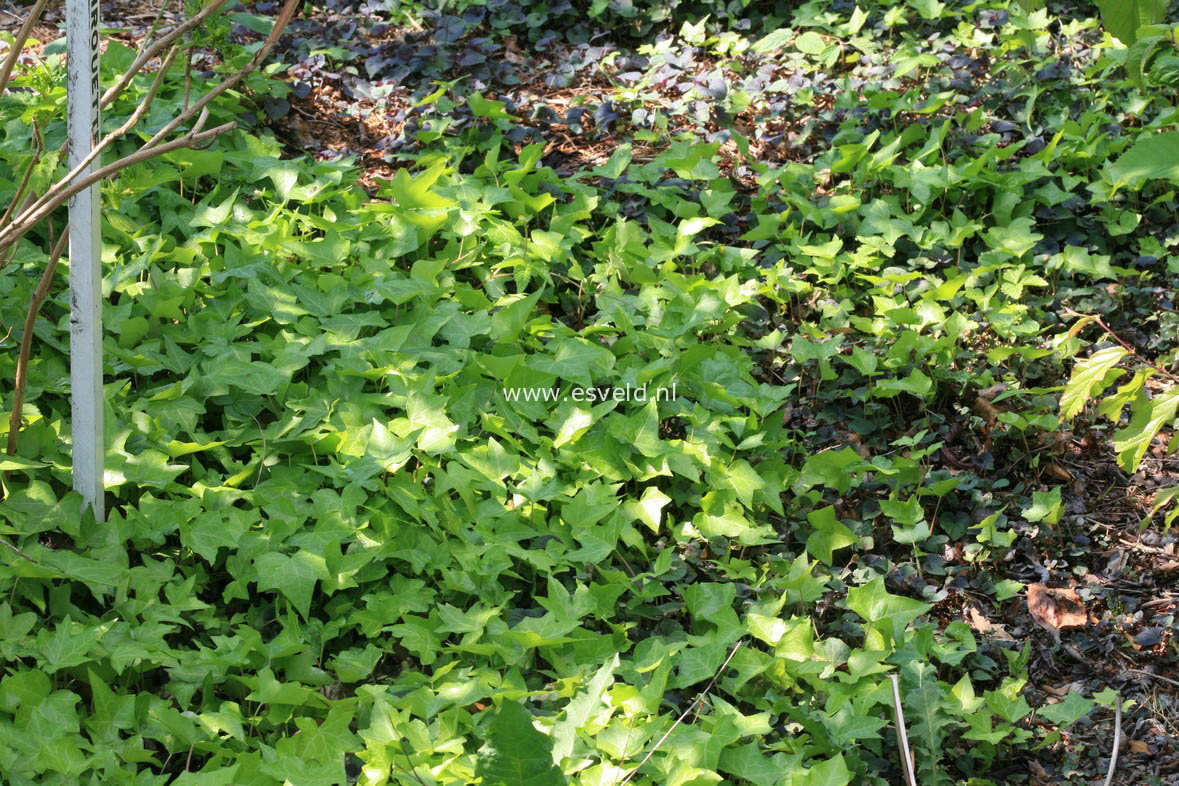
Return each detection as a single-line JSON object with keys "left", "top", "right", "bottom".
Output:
{"left": 903, "top": 661, "right": 950, "bottom": 786}
{"left": 1097, "top": 0, "right": 1166, "bottom": 44}
{"left": 1060, "top": 346, "right": 1128, "bottom": 420}
{"left": 1110, "top": 131, "right": 1179, "bottom": 182}
{"left": 1113, "top": 389, "right": 1179, "bottom": 473}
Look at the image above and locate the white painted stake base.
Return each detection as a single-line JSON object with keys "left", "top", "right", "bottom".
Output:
{"left": 66, "top": 0, "right": 104, "bottom": 521}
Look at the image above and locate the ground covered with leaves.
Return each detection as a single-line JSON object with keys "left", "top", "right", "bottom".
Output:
{"left": 0, "top": 0, "right": 1178, "bottom": 783}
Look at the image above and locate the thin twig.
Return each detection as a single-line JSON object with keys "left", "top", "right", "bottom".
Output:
{"left": 394, "top": 737, "right": 429, "bottom": 786}
{"left": 1125, "top": 668, "right": 1179, "bottom": 689}
{"left": 0, "top": 121, "right": 44, "bottom": 230}
{"left": 889, "top": 673, "right": 918, "bottom": 786}
{"left": 1066, "top": 310, "right": 1179, "bottom": 384}
{"left": 0, "top": 536, "right": 37, "bottom": 562}
{"left": 183, "top": 40, "right": 192, "bottom": 112}
{"left": 98, "top": 0, "right": 234, "bottom": 110}
{"left": 138, "top": 0, "right": 175, "bottom": 57}
{"left": 0, "top": 0, "right": 51, "bottom": 93}
{"left": 617, "top": 640, "right": 743, "bottom": 786}
{"left": 0, "top": 120, "right": 235, "bottom": 255}
{"left": 0, "top": 0, "right": 297, "bottom": 255}
{"left": 23, "top": 45, "right": 180, "bottom": 215}
{"left": 1102, "top": 693, "right": 1122, "bottom": 786}
{"left": 141, "top": 0, "right": 298, "bottom": 150}
{"left": 0, "top": 123, "right": 44, "bottom": 273}
{"left": 8, "top": 225, "right": 69, "bottom": 456}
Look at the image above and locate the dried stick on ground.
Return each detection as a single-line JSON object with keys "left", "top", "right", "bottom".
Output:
{"left": 1102, "top": 694, "right": 1122, "bottom": 786}
{"left": 889, "top": 673, "right": 918, "bottom": 786}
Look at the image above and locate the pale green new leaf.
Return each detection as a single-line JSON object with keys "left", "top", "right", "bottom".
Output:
{"left": 751, "top": 28, "right": 792, "bottom": 54}
{"left": 805, "top": 506, "right": 858, "bottom": 565}
{"left": 1060, "top": 346, "right": 1128, "bottom": 420}
{"left": 1113, "top": 389, "right": 1179, "bottom": 473}
{"left": 551, "top": 655, "right": 618, "bottom": 761}
{"left": 846, "top": 577, "right": 931, "bottom": 627}
{"left": 792, "top": 753, "right": 850, "bottom": 786}
{"left": 794, "top": 31, "right": 828, "bottom": 55}
{"left": 1142, "top": 484, "right": 1179, "bottom": 530}
{"left": 1023, "top": 488, "right": 1062, "bottom": 525}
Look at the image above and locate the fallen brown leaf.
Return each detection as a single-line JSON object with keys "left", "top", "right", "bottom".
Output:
{"left": 1042, "top": 680, "right": 1085, "bottom": 698}
{"left": 1027, "top": 584, "right": 1088, "bottom": 643}
{"left": 977, "top": 383, "right": 1008, "bottom": 401}
{"left": 1044, "top": 461, "right": 1072, "bottom": 482}
{"left": 973, "top": 396, "right": 1001, "bottom": 426}
{"left": 966, "top": 605, "right": 1014, "bottom": 640}
{"left": 1128, "top": 739, "right": 1151, "bottom": 754}
{"left": 967, "top": 606, "right": 994, "bottom": 634}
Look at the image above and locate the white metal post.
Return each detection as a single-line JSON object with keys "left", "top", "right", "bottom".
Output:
{"left": 66, "top": 0, "right": 104, "bottom": 521}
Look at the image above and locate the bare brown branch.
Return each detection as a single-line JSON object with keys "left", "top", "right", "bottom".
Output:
{"left": 0, "top": 0, "right": 51, "bottom": 93}
{"left": 142, "top": 0, "right": 299, "bottom": 150}
{"left": 0, "top": 0, "right": 297, "bottom": 256}
{"left": 0, "top": 119, "right": 236, "bottom": 255}
{"left": 99, "top": 0, "right": 234, "bottom": 111}
{"left": 8, "top": 225, "right": 69, "bottom": 456}
{"left": 20, "top": 46, "right": 181, "bottom": 223}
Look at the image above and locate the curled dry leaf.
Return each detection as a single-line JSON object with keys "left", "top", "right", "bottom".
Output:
{"left": 1027, "top": 584, "right": 1088, "bottom": 642}
{"left": 966, "top": 605, "right": 1014, "bottom": 640}
{"left": 1042, "top": 680, "right": 1086, "bottom": 698}
{"left": 1044, "top": 461, "right": 1073, "bottom": 482}
{"left": 967, "top": 605, "right": 994, "bottom": 633}
{"left": 977, "top": 383, "right": 1008, "bottom": 401}
{"left": 972, "top": 395, "right": 1001, "bottom": 426}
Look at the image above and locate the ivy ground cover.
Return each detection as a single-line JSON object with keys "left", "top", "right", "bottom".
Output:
{"left": 1, "top": 0, "right": 1178, "bottom": 783}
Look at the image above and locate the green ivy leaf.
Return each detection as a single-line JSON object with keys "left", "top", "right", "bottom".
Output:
{"left": 1110, "top": 131, "right": 1179, "bottom": 182}
{"left": 794, "top": 31, "right": 828, "bottom": 55}
{"left": 1023, "top": 488, "right": 1063, "bottom": 525}
{"left": 475, "top": 701, "right": 567, "bottom": 786}
{"left": 903, "top": 661, "right": 951, "bottom": 786}
{"left": 1060, "top": 346, "right": 1128, "bottom": 420}
{"left": 254, "top": 551, "right": 328, "bottom": 618}
{"left": 805, "top": 506, "right": 858, "bottom": 565}
{"left": 1037, "top": 692, "right": 1096, "bottom": 726}
{"left": 846, "top": 577, "right": 931, "bottom": 629}
{"left": 1113, "top": 389, "right": 1179, "bottom": 473}
{"left": 791, "top": 753, "right": 850, "bottom": 786}
{"left": 1096, "top": 0, "right": 1166, "bottom": 44}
